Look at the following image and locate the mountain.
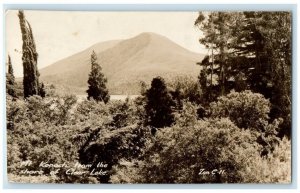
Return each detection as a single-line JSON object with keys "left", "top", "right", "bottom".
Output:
{"left": 39, "top": 32, "right": 205, "bottom": 95}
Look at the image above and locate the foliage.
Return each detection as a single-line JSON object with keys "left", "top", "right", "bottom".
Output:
{"left": 87, "top": 50, "right": 110, "bottom": 103}
{"left": 24, "top": 95, "right": 77, "bottom": 126}
{"left": 127, "top": 118, "right": 261, "bottom": 183}
{"left": 18, "top": 10, "right": 40, "bottom": 98}
{"left": 145, "top": 76, "right": 175, "bottom": 128}
{"left": 195, "top": 12, "right": 240, "bottom": 96}
{"left": 6, "top": 87, "right": 291, "bottom": 184}
{"left": 139, "top": 81, "right": 148, "bottom": 96}
{"left": 73, "top": 123, "right": 151, "bottom": 183}
{"left": 73, "top": 99, "right": 111, "bottom": 128}
{"left": 173, "top": 100, "right": 198, "bottom": 127}
{"left": 209, "top": 90, "right": 271, "bottom": 130}
{"left": 241, "top": 137, "right": 291, "bottom": 183}
{"left": 108, "top": 99, "right": 140, "bottom": 128}
{"left": 8, "top": 174, "right": 58, "bottom": 183}
{"left": 209, "top": 90, "right": 282, "bottom": 155}
{"left": 110, "top": 159, "right": 143, "bottom": 183}
{"left": 70, "top": 98, "right": 151, "bottom": 183}
{"left": 6, "top": 94, "right": 85, "bottom": 183}
{"left": 168, "top": 76, "right": 202, "bottom": 107}
{"left": 114, "top": 115, "right": 290, "bottom": 183}
{"left": 197, "top": 56, "right": 210, "bottom": 102}
{"left": 195, "top": 11, "right": 291, "bottom": 137}
{"left": 39, "top": 83, "right": 46, "bottom": 98}
{"left": 6, "top": 55, "right": 16, "bottom": 97}
{"left": 233, "top": 12, "right": 291, "bottom": 137}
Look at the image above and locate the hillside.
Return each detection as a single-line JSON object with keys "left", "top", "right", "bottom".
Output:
{"left": 39, "top": 32, "right": 205, "bottom": 95}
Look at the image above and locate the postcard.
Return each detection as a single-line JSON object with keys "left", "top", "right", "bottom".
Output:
{"left": 5, "top": 9, "right": 292, "bottom": 184}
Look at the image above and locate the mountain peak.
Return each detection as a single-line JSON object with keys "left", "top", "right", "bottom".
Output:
{"left": 136, "top": 32, "right": 165, "bottom": 38}
{"left": 40, "top": 32, "right": 205, "bottom": 95}
{"left": 133, "top": 32, "right": 171, "bottom": 42}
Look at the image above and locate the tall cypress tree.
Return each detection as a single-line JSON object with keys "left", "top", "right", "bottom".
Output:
{"left": 87, "top": 50, "right": 109, "bottom": 103}
{"left": 6, "top": 55, "right": 16, "bottom": 97}
{"left": 18, "top": 10, "right": 40, "bottom": 98}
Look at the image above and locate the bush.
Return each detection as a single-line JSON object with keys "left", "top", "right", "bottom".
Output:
{"left": 6, "top": 94, "right": 83, "bottom": 183}
{"left": 173, "top": 100, "right": 198, "bottom": 127}
{"left": 73, "top": 99, "right": 111, "bottom": 128}
{"left": 168, "top": 76, "right": 202, "bottom": 106}
{"left": 110, "top": 159, "right": 142, "bottom": 183}
{"left": 125, "top": 118, "right": 261, "bottom": 183}
{"left": 209, "top": 90, "right": 271, "bottom": 130}
{"left": 108, "top": 99, "right": 140, "bottom": 128}
{"left": 22, "top": 95, "right": 77, "bottom": 125}
{"left": 242, "top": 137, "right": 291, "bottom": 183}
{"left": 76, "top": 124, "right": 151, "bottom": 183}
{"left": 72, "top": 98, "right": 151, "bottom": 183}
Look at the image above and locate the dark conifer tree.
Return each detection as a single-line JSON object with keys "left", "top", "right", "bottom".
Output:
{"left": 6, "top": 55, "right": 16, "bottom": 97}
{"left": 18, "top": 10, "right": 40, "bottom": 98}
{"left": 86, "top": 51, "right": 109, "bottom": 103}
{"left": 39, "top": 83, "right": 46, "bottom": 98}
{"left": 145, "top": 76, "right": 175, "bottom": 128}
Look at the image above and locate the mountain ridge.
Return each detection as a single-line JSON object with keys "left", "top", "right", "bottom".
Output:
{"left": 39, "top": 32, "right": 205, "bottom": 95}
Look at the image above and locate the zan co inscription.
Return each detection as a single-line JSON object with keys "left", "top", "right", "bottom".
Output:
{"left": 198, "top": 168, "right": 226, "bottom": 176}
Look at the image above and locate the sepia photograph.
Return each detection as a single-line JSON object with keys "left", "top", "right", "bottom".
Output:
{"left": 5, "top": 10, "right": 292, "bottom": 184}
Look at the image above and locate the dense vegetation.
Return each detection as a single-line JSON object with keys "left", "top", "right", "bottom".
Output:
{"left": 6, "top": 11, "right": 291, "bottom": 183}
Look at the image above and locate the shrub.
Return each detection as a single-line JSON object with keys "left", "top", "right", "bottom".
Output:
{"left": 72, "top": 98, "right": 151, "bottom": 183}
{"left": 6, "top": 94, "right": 80, "bottom": 183}
{"left": 209, "top": 90, "right": 271, "bottom": 130}
{"left": 110, "top": 159, "right": 142, "bottom": 183}
{"left": 242, "top": 137, "right": 291, "bottom": 183}
{"left": 24, "top": 94, "right": 77, "bottom": 125}
{"left": 126, "top": 118, "right": 261, "bottom": 183}
{"left": 108, "top": 99, "right": 140, "bottom": 128}
{"left": 73, "top": 99, "right": 111, "bottom": 128}
{"left": 168, "top": 76, "right": 202, "bottom": 106}
{"left": 76, "top": 124, "right": 151, "bottom": 183}
{"left": 173, "top": 100, "right": 198, "bottom": 127}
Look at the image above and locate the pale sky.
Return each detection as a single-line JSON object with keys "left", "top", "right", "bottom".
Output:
{"left": 5, "top": 10, "right": 206, "bottom": 77}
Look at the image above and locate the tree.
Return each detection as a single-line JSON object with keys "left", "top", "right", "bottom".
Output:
{"left": 86, "top": 50, "right": 109, "bottom": 103}
{"left": 145, "top": 77, "right": 175, "bottom": 128}
{"left": 195, "top": 12, "right": 291, "bottom": 137}
{"left": 230, "top": 12, "right": 292, "bottom": 137}
{"left": 195, "top": 12, "right": 239, "bottom": 97}
{"left": 6, "top": 55, "right": 16, "bottom": 97}
{"left": 18, "top": 10, "right": 40, "bottom": 98}
{"left": 256, "top": 12, "right": 291, "bottom": 137}
{"left": 39, "top": 83, "right": 46, "bottom": 98}
{"left": 139, "top": 81, "right": 148, "bottom": 96}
